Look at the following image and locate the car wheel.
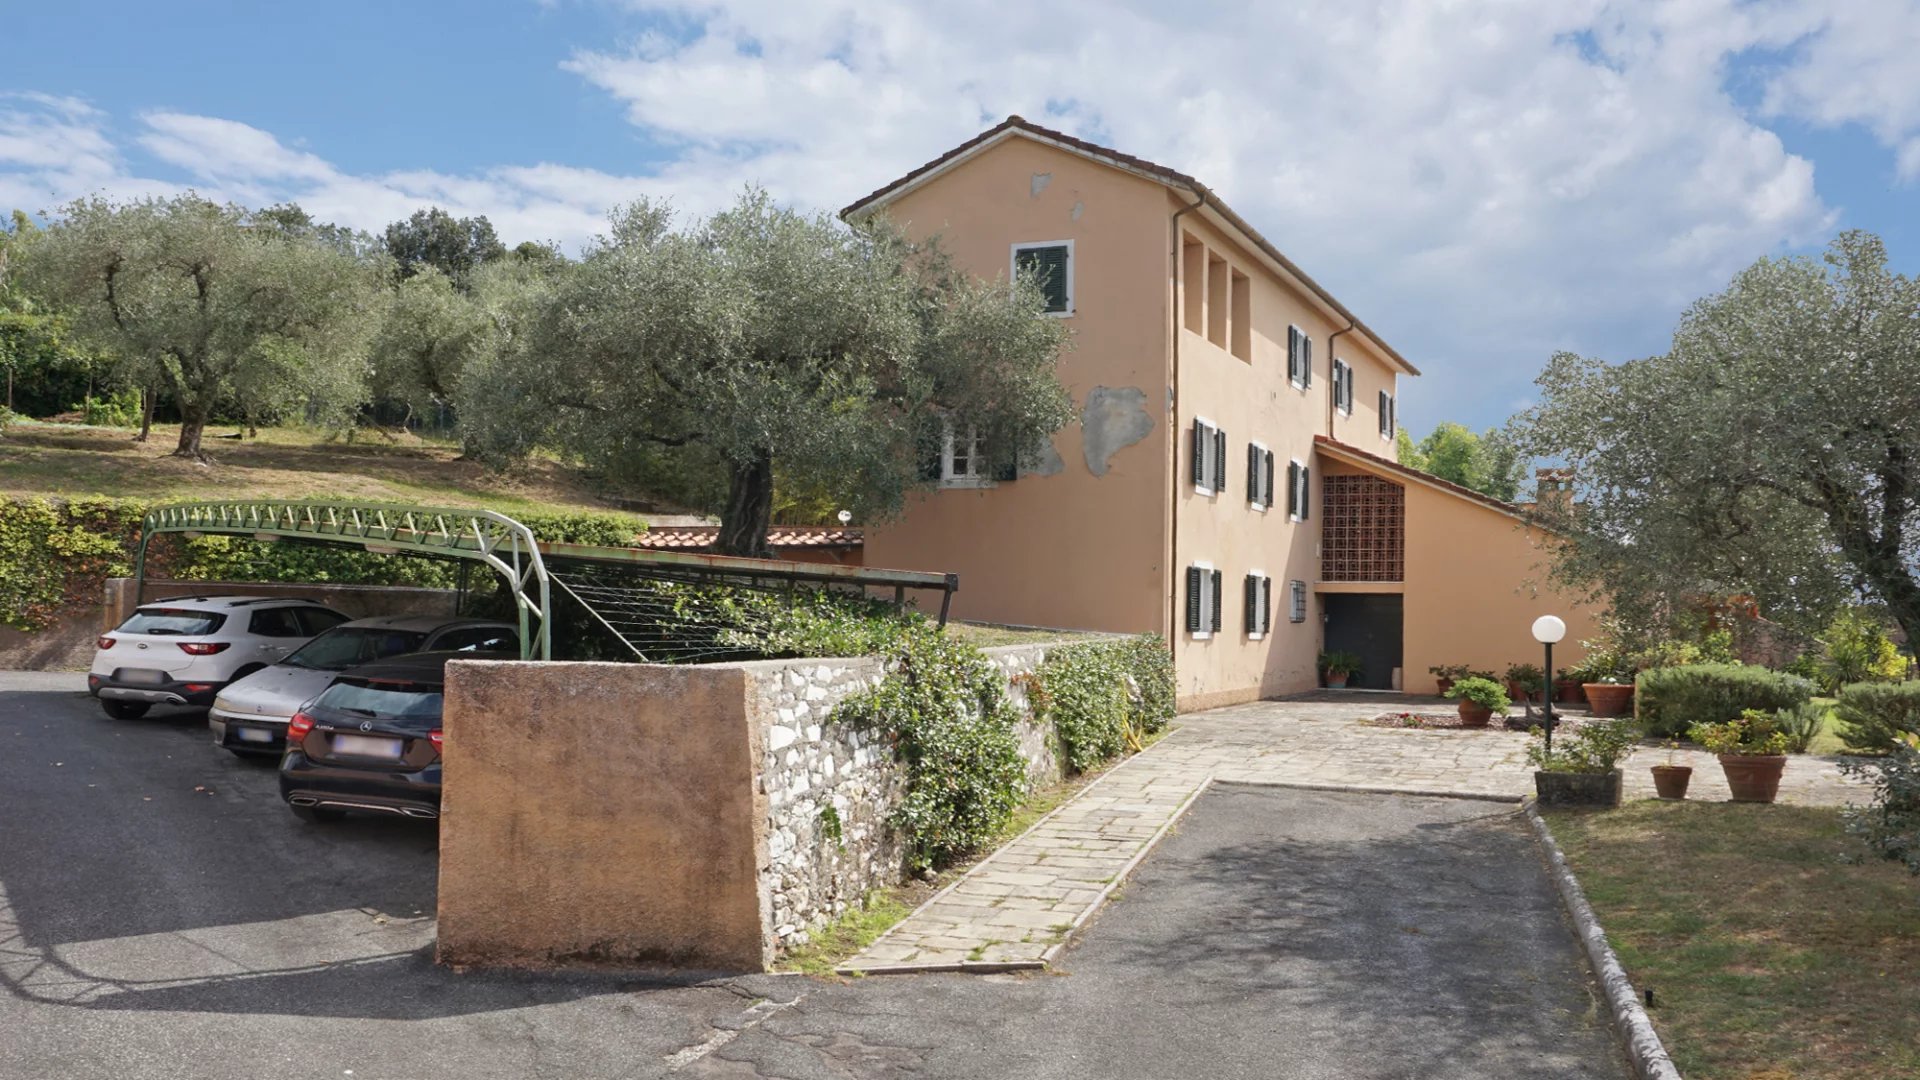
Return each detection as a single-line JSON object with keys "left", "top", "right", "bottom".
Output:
{"left": 101, "top": 700, "right": 151, "bottom": 720}
{"left": 290, "top": 804, "right": 346, "bottom": 824}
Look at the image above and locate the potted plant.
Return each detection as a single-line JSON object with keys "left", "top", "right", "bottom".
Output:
{"left": 1580, "top": 649, "right": 1635, "bottom": 716}
{"left": 1319, "top": 651, "right": 1361, "bottom": 689}
{"left": 1444, "top": 676, "right": 1509, "bottom": 728}
{"left": 1689, "top": 710, "right": 1791, "bottom": 803}
{"left": 1528, "top": 718, "right": 1639, "bottom": 807}
{"left": 1650, "top": 739, "right": 1692, "bottom": 800}
{"left": 1505, "top": 662, "right": 1546, "bottom": 704}
{"left": 1429, "top": 663, "right": 1470, "bottom": 697}
{"left": 1553, "top": 666, "right": 1586, "bottom": 705}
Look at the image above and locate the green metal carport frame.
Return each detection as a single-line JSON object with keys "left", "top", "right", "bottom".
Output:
{"left": 134, "top": 500, "right": 554, "bottom": 660}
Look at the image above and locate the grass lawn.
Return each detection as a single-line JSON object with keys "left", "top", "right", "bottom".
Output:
{"left": 0, "top": 418, "right": 677, "bottom": 521}
{"left": 1545, "top": 800, "right": 1920, "bottom": 1080}
{"left": 1806, "top": 696, "right": 1857, "bottom": 756}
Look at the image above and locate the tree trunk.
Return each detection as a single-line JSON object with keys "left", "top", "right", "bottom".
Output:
{"left": 135, "top": 387, "right": 155, "bottom": 442}
{"left": 717, "top": 450, "right": 776, "bottom": 559}
{"left": 173, "top": 404, "right": 210, "bottom": 462}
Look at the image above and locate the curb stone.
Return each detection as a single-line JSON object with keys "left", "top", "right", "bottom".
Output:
{"left": 1525, "top": 802, "right": 1683, "bottom": 1080}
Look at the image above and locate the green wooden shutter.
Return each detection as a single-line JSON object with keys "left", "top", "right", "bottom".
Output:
{"left": 1186, "top": 566, "right": 1203, "bottom": 632}
{"left": 1210, "top": 569, "right": 1223, "bottom": 632}
{"left": 1379, "top": 391, "right": 1391, "bottom": 438}
{"left": 1246, "top": 443, "right": 1260, "bottom": 502}
{"left": 1016, "top": 244, "right": 1070, "bottom": 313}
{"left": 1263, "top": 450, "right": 1275, "bottom": 508}
{"left": 1213, "top": 428, "right": 1227, "bottom": 492}
{"left": 1191, "top": 421, "right": 1206, "bottom": 486}
{"left": 1244, "top": 574, "right": 1259, "bottom": 633}
{"left": 1300, "top": 462, "right": 1311, "bottom": 520}
{"left": 1261, "top": 576, "right": 1273, "bottom": 633}
{"left": 1302, "top": 334, "right": 1313, "bottom": 387}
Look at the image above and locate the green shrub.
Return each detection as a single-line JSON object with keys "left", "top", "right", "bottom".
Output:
{"left": 1445, "top": 676, "right": 1510, "bottom": 711}
{"left": 1634, "top": 663, "right": 1813, "bottom": 738}
{"left": 835, "top": 629, "right": 1029, "bottom": 872}
{"left": 1819, "top": 609, "right": 1907, "bottom": 693}
{"left": 1689, "top": 711, "right": 1791, "bottom": 755}
{"left": 1526, "top": 718, "right": 1638, "bottom": 773}
{"left": 1773, "top": 701, "right": 1827, "bottom": 755}
{"left": 1835, "top": 681, "right": 1920, "bottom": 753}
{"left": 1842, "top": 733, "right": 1920, "bottom": 874}
{"left": 0, "top": 497, "right": 144, "bottom": 630}
{"left": 1033, "top": 634, "right": 1175, "bottom": 773}
{"left": 74, "top": 389, "right": 142, "bottom": 427}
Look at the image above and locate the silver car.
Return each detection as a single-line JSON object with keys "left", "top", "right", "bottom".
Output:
{"left": 208, "top": 615, "right": 518, "bottom": 757}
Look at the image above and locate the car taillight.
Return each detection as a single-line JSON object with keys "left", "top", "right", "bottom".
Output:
{"left": 428, "top": 729, "right": 444, "bottom": 753}
{"left": 178, "top": 641, "right": 231, "bottom": 655}
{"left": 97, "top": 636, "right": 116, "bottom": 650}
{"left": 287, "top": 712, "right": 315, "bottom": 742}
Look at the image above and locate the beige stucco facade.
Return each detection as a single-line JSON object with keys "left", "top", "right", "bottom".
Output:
{"left": 850, "top": 118, "right": 1603, "bottom": 708}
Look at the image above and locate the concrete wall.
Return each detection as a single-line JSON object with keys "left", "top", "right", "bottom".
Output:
{"left": 437, "top": 660, "right": 772, "bottom": 972}
{"left": 435, "top": 641, "right": 1070, "bottom": 972}
{"left": 859, "top": 136, "right": 1174, "bottom": 637}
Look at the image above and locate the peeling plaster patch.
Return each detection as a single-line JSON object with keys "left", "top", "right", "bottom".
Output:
{"left": 1030, "top": 172, "right": 1052, "bottom": 197}
{"left": 1071, "top": 200, "right": 1084, "bottom": 221}
{"left": 1023, "top": 437, "right": 1066, "bottom": 477}
{"left": 1082, "top": 386, "right": 1154, "bottom": 477}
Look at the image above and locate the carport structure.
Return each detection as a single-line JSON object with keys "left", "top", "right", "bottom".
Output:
{"left": 132, "top": 499, "right": 958, "bottom": 663}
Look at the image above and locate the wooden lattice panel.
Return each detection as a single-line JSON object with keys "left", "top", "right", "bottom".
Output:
{"left": 1321, "top": 475, "right": 1405, "bottom": 581}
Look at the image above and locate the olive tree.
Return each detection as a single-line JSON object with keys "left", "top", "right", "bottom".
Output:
{"left": 466, "top": 190, "right": 1073, "bottom": 557}
{"left": 1513, "top": 231, "right": 1920, "bottom": 640}
{"left": 19, "top": 195, "right": 387, "bottom": 458}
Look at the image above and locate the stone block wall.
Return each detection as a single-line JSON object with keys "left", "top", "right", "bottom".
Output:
{"left": 744, "top": 643, "right": 1065, "bottom": 950}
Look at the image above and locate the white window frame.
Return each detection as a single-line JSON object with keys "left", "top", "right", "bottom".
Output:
{"left": 1333, "top": 358, "right": 1354, "bottom": 416}
{"left": 1248, "top": 439, "right": 1270, "bottom": 512}
{"left": 1010, "top": 239, "right": 1075, "bottom": 318}
{"left": 1289, "top": 580, "right": 1308, "bottom": 623}
{"left": 1288, "top": 457, "right": 1308, "bottom": 521}
{"left": 940, "top": 422, "right": 993, "bottom": 489}
{"left": 1193, "top": 416, "right": 1219, "bottom": 497}
{"left": 1247, "top": 569, "right": 1268, "bottom": 640}
{"left": 1190, "top": 559, "right": 1215, "bottom": 640}
{"left": 1287, "top": 324, "right": 1308, "bottom": 390}
{"left": 1379, "top": 390, "right": 1396, "bottom": 442}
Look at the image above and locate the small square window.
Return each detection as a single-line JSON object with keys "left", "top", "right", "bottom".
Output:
{"left": 1012, "top": 241, "right": 1073, "bottom": 316}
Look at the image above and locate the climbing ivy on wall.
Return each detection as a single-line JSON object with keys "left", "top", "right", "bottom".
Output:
{"left": 1033, "top": 635, "right": 1177, "bottom": 773}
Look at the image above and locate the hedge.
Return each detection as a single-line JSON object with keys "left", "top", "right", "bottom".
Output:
{"left": 1835, "top": 681, "right": 1920, "bottom": 753}
{"left": 1635, "top": 663, "right": 1814, "bottom": 738}
{"left": 0, "top": 496, "right": 647, "bottom": 632}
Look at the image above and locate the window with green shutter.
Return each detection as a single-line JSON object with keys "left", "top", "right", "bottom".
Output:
{"left": 1012, "top": 241, "right": 1073, "bottom": 315}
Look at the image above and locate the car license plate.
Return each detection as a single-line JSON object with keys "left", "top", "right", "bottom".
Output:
{"left": 331, "top": 734, "right": 403, "bottom": 759}
{"left": 235, "top": 727, "right": 273, "bottom": 743}
{"left": 118, "top": 669, "right": 165, "bottom": 684}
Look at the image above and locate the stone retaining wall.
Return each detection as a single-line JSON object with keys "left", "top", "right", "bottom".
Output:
{"left": 743, "top": 643, "right": 1064, "bottom": 949}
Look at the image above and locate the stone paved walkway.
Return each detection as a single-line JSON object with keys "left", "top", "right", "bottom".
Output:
{"left": 839, "top": 695, "right": 1872, "bottom": 974}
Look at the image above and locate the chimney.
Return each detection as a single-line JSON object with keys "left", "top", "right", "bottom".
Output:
{"left": 1535, "top": 467, "right": 1575, "bottom": 517}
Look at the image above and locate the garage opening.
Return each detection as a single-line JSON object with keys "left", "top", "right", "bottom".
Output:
{"left": 1322, "top": 593, "right": 1402, "bottom": 691}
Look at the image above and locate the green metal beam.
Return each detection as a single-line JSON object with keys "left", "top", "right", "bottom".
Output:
{"left": 135, "top": 500, "right": 553, "bottom": 661}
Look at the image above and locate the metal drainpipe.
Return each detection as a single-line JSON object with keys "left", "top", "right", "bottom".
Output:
{"left": 1326, "top": 320, "right": 1355, "bottom": 439}
{"left": 1167, "top": 190, "right": 1206, "bottom": 648}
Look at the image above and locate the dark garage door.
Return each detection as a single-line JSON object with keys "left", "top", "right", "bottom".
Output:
{"left": 1323, "top": 593, "right": 1403, "bottom": 690}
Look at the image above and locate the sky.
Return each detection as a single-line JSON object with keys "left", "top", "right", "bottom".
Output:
{"left": 4, "top": 0, "right": 1919, "bottom": 435}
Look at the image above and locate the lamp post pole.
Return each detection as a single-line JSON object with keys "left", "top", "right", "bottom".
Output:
{"left": 1542, "top": 638, "right": 1556, "bottom": 758}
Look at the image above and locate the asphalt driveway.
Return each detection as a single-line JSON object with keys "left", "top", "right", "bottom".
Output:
{"left": 2, "top": 673, "right": 1627, "bottom": 1079}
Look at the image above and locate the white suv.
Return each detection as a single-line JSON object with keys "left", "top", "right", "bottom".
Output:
{"left": 88, "top": 597, "right": 350, "bottom": 720}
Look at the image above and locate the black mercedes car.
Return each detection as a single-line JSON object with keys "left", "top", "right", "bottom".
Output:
{"left": 278, "top": 650, "right": 508, "bottom": 823}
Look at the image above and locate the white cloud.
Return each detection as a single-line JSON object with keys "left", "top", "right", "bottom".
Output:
{"left": 4, "top": 1, "right": 1919, "bottom": 431}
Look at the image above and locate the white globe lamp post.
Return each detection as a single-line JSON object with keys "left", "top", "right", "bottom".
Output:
{"left": 1532, "top": 615, "right": 1567, "bottom": 754}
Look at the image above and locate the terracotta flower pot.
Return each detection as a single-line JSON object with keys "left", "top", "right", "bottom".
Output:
{"left": 1718, "top": 754, "right": 1787, "bottom": 803}
{"left": 1555, "top": 680, "right": 1585, "bottom": 705}
{"left": 1583, "top": 682, "right": 1634, "bottom": 717}
{"left": 1324, "top": 672, "right": 1350, "bottom": 689}
{"left": 1435, "top": 677, "right": 1456, "bottom": 697}
{"left": 1458, "top": 701, "right": 1493, "bottom": 728}
{"left": 1650, "top": 764, "right": 1693, "bottom": 800}
{"left": 1506, "top": 680, "right": 1535, "bottom": 704}
{"left": 1535, "top": 769, "right": 1623, "bottom": 807}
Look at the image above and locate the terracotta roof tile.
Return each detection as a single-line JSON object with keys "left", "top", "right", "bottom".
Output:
{"left": 633, "top": 525, "right": 863, "bottom": 551}
{"left": 1313, "top": 435, "right": 1531, "bottom": 520}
